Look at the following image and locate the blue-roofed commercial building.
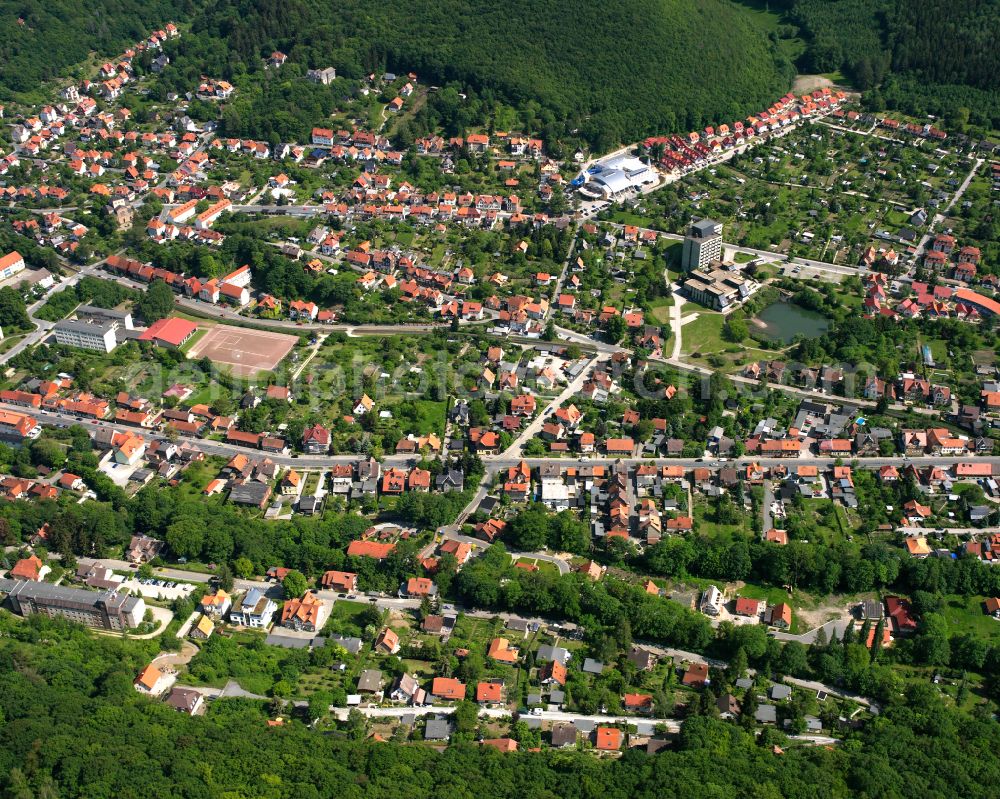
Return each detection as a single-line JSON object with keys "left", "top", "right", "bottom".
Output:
{"left": 576, "top": 155, "right": 655, "bottom": 199}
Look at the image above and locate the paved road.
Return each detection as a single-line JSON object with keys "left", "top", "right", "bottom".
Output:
{"left": 98, "top": 267, "right": 455, "bottom": 334}
{"left": 0, "top": 258, "right": 109, "bottom": 366}
{"left": 501, "top": 354, "right": 601, "bottom": 458}
{"left": 329, "top": 702, "right": 840, "bottom": 745}
{"left": 914, "top": 157, "right": 983, "bottom": 258}
{"left": 667, "top": 283, "right": 686, "bottom": 361}
{"left": 543, "top": 235, "right": 579, "bottom": 321}
{"left": 783, "top": 676, "right": 874, "bottom": 710}
{"left": 21, "top": 398, "right": 1000, "bottom": 473}
{"left": 774, "top": 617, "right": 855, "bottom": 645}
{"left": 761, "top": 479, "right": 775, "bottom": 533}
{"left": 331, "top": 703, "right": 681, "bottom": 732}
{"left": 486, "top": 454, "right": 999, "bottom": 470}
{"left": 25, "top": 266, "right": 941, "bottom": 425}
{"left": 20, "top": 402, "right": 420, "bottom": 468}
{"left": 896, "top": 526, "right": 991, "bottom": 537}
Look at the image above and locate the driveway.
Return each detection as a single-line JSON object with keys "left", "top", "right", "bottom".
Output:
{"left": 762, "top": 480, "right": 774, "bottom": 532}
{"left": 773, "top": 616, "right": 854, "bottom": 644}
{"left": 508, "top": 550, "right": 570, "bottom": 575}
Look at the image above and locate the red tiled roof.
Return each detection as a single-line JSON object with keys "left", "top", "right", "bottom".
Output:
{"left": 347, "top": 540, "right": 395, "bottom": 559}
{"left": 595, "top": 727, "right": 622, "bottom": 750}
{"left": 139, "top": 317, "right": 198, "bottom": 347}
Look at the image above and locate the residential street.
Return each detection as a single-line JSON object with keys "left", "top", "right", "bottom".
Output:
{"left": 500, "top": 354, "right": 601, "bottom": 458}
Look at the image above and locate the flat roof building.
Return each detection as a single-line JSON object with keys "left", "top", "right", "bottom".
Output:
{"left": 0, "top": 578, "right": 145, "bottom": 630}
{"left": 52, "top": 319, "right": 118, "bottom": 353}
{"left": 76, "top": 304, "right": 134, "bottom": 330}
{"left": 682, "top": 218, "right": 723, "bottom": 271}
{"left": 682, "top": 266, "right": 758, "bottom": 310}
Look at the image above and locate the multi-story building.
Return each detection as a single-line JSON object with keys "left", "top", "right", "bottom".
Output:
{"left": 0, "top": 578, "right": 146, "bottom": 630}
{"left": 681, "top": 218, "right": 723, "bottom": 271}
{"left": 229, "top": 588, "right": 277, "bottom": 628}
{"left": 682, "top": 266, "right": 757, "bottom": 310}
{"left": 0, "top": 250, "right": 26, "bottom": 281}
{"left": 76, "top": 304, "right": 133, "bottom": 330}
{"left": 0, "top": 410, "right": 41, "bottom": 442}
{"left": 52, "top": 319, "right": 118, "bottom": 353}
{"left": 700, "top": 584, "right": 723, "bottom": 616}
{"left": 306, "top": 67, "right": 337, "bottom": 85}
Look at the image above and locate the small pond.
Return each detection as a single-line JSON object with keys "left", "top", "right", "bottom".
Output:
{"left": 752, "top": 300, "right": 831, "bottom": 344}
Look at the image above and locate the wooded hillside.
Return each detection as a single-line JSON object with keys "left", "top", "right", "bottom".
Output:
{"left": 788, "top": 0, "right": 1000, "bottom": 127}
{"left": 163, "top": 0, "right": 794, "bottom": 149}
{"left": 0, "top": 0, "right": 188, "bottom": 97}
{"left": 2, "top": 613, "right": 1000, "bottom": 798}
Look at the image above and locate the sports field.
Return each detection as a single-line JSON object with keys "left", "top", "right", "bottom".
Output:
{"left": 186, "top": 324, "right": 298, "bottom": 376}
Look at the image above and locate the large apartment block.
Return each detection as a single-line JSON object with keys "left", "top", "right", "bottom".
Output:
{"left": 76, "top": 304, "right": 134, "bottom": 330}
{"left": 52, "top": 319, "right": 118, "bottom": 353}
{"left": 681, "top": 218, "right": 723, "bottom": 271}
{"left": 0, "top": 578, "right": 146, "bottom": 630}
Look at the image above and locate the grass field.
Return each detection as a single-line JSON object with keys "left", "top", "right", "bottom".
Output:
{"left": 178, "top": 327, "right": 209, "bottom": 355}
{"left": 940, "top": 595, "right": 1000, "bottom": 640}
{"left": 692, "top": 497, "right": 754, "bottom": 539}
{"left": 610, "top": 210, "right": 656, "bottom": 229}
{"left": 513, "top": 557, "right": 559, "bottom": 576}
{"left": 681, "top": 311, "right": 782, "bottom": 371}
{"left": 325, "top": 600, "right": 373, "bottom": 635}
{"left": 648, "top": 296, "right": 674, "bottom": 324}
{"left": 407, "top": 399, "right": 447, "bottom": 436}
{"left": 681, "top": 312, "right": 725, "bottom": 356}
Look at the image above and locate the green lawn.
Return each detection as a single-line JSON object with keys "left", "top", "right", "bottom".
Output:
{"left": 178, "top": 327, "right": 209, "bottom": 355}
{"left": 681, "top": 311, "right": 782, "bottom": 371}
{"left": 736, "top": 582, "right": 796, "bottom": 606}
{"left": 326, "top": 600, "right": 372, "bottom": 634}
{"left": 610, "top": 210, "right": 655, "bottom": 228}
{"left": 692, "top": 498, "right": 753, "bottom": 539}
{"left": 940, "top": 595, "right": 1000, "bottom": 640}
{"left": 648, "top": 296, "right": 674, "bottom": 324}
{"left": 513, "top": 557, "right": 559, "bottom": 576}
{"left": 794, "top": 498, "right": 851, "bottom": 545}
{"left": 680, "top": 312, "right": 725, "bottom": 356}
{"left": 407, "top": 399, "right": 447, "bottom": 436}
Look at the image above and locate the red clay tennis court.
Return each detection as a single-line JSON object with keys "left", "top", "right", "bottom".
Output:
{"left": 186, "top": 324, "right": 298, "bottom": 376}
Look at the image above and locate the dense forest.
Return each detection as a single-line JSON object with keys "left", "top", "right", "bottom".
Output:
{"left": 155, "top": 0, "right": 794, "bottom": 150}
{"left": 0, "top": 0, "right": 193, "bottom": 98}
{"left": 786, "top": 0, "right": 1000, "bottom": 128}
{"left": 1, "top": 612, "right": 1000, "bottom": 798}
{"left": 3, "top": 0, "right": 998, "bottom": 146}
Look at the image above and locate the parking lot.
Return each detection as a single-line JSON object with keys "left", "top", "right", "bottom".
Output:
{"left": 121, "top": 577, "right": 196, "bottom": 601}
